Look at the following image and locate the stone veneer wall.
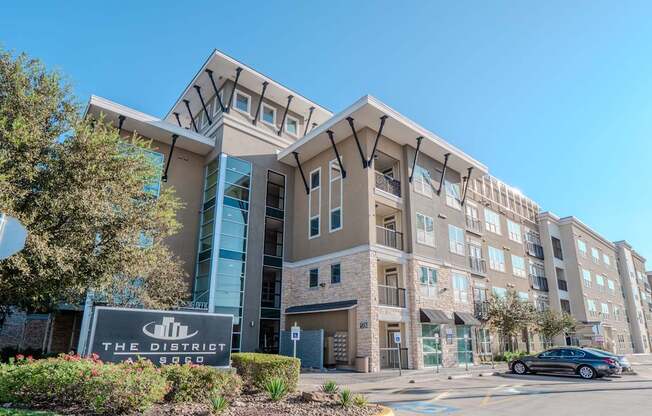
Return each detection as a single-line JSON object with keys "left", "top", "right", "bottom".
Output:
{"left": 282, "top": 250, "right": 381, "bottom": 371}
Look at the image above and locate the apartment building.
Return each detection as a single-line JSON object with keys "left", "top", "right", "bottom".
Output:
{"left": 615, "top": 241, "right": 651, "bottom": 353}
{"left": 2, "top": 49, "right": 650, "bottom": 369}
{"left": 538, "top": 214, "right": 633, "bottom": 354}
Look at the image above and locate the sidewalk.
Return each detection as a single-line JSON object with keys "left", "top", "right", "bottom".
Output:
{"left": 299, "top": 362, "right": 508, "bottom": 390}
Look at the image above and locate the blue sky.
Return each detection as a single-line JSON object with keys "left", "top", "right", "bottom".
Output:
{"left": 2, "top": 1, "right": 651, "bottom": 262}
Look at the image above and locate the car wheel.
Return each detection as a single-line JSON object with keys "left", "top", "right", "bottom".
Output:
{"left": 578, "top": 365, "right": 596, "bottom": 380}
{"left": 512, "top": 361, "right": 528, "bottom": 375}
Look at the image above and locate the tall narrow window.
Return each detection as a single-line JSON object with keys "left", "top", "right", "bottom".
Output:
{"left": 414, "top": 165, "right": 432, "bottom": 197}
{"left": 448, "top": 225, "right": 465, "bottom": 255}
{"left": 511, "top": 255, "right": 526, "bottom": 278}
{"left": 453, "top": 273, "right": 469, "bottom": 303}
{"left": 484, "top": 208, "right": 501, "bottom": 234}
{"left": 582, "top": 269, "right": 592, "bottom": 288}
{"left": 286, "top": 115, "right": 299, "bottom": 136}
{"left": 261, "top": 103, "right": 276, "bottom": 125}
{"left": 233, "top": 90, "right": 251, "bottom": 114}
{"left": 416, "top": 213, "right": 435, "bottom": 246}
{"left": 507, "top": 219, "right": 522, "bottom": 243}
{"left": 577, "top": 239, "right": 587, "bottom": 257}
{"left": 444, "top": 180, "right": 461, "bottom": 209}
{"left": 488, "top": 246, "right": 505, "bottom": 272}
{"left": 309, "top": 268, "right": 319, "bottom": 288}
{"left": 552, "top": 237, "right": 563, "bottom": 260}
{"left": 331, "top": 263, "right": 341, "bottom": 284}
{"left": 309, "top": 168, "right": 321, "bottom": 238}
{"left": 329, "top": 160, "right": 343, "bottom": 232}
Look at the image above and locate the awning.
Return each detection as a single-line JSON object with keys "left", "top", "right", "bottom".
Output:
{"left": 420, "top": 309, "right": 454, "bottom": 324}
{"left": 454, "top": 312, "right": 481, "bottom": 326}
{"left": 285, "top": 300, "right": 357, "bottom": 314}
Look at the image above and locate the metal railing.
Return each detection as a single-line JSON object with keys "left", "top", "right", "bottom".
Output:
{"left": 375, "top": 172, "right": 401, "bottom": 197}
{"left": 380, "top": 347, "right": 409, "bottom": 369}
{"left": 473, "top": 300, "right": 489, "bottom": 320}
{"left": 530, "top": 274, "right": 549, "bottom": 291}
{"left": 557, "top": 279, "right": 568, "bottom": 291}
{"left": 376, "top": 226, "right": 403, "bottom": 250}
{"left": 378, "top": 285, "right": 407, "bottom": 308}
{"left": 465, "top": 215, "right": 482, "bottom": 234}
{"left": 468, "top": 256, "right": 487, "bottom": 274}
{"left": 526, "top": 242, "right": 545, "bottom": 259}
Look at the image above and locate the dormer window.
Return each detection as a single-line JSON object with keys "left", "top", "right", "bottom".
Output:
{"left": 233, "top": 90, "right": 251, "bottom": 114}
{"left": 285, "top": 115, "right": 299, "bottom": 136}
{"left": 261, "top": 103, "right": 276, "bottom": 125}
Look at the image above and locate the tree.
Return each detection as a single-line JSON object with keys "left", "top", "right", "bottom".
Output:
{"left": 486, "top": 290, "right": 537, "bottom": 353}
{"left": 0, "top": 48, "right": 188, "bottom": 312}
{"left": 535, "top": 309, "right": 577, "bottom": 348}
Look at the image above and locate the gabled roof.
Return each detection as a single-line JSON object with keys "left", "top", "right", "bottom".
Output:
{"left": 85, "top": 95, "right": 215, "bottom": 155}
{"left": 278, "top": 95, "right": 488, "bottom": 178}
{"left": 164, "top": 49, "right": 332, "bottom": 132}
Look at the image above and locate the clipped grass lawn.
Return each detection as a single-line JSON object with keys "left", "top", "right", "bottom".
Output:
{"left": 0, "top": 410, "right": 61, "bottom": 416}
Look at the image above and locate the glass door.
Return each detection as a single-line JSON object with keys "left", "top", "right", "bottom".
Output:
{"left": 422, "top": 324, "right": 442, "bottom": 367}
{"left": 457, "top": 326, "right": 473, "bottom": 364}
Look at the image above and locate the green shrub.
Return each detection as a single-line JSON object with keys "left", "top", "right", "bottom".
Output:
{"left": 338, "top": 389, "right": 353, "bottom": 408}
{"left": 503, "top": 351, "right": 528, "bottom": 362}
{"left": 0, "top": 354, "right": 167, "bottom": 414}
{"left": 263, "top": 377, "right": 288, "bottom": 401}
{"left": 162, "top": 363, "right": 241, "bottom": 403}
{"left": 210, "top": 396, "right": 229, "bottom": 414}
{"left": 231, "top": 353, "right": 300, "bottom": 392}
{"left": 320, "top": 380, "right": 339, "bottom": 394}
{"left": 353, "top": 394, "right": 368, "bottom": 407}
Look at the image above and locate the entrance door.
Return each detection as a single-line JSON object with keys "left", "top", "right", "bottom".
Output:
{"left": 456, "top": 326, "right": 473, "bottom": 364}
{"left": 387, "top": 329, "right": 403, "bottom": 368}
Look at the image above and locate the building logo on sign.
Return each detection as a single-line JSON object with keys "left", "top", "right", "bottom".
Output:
{"left": 142, "top": 317, "right": 199, "bottom": 341}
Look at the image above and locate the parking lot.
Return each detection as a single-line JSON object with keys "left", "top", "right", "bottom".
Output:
{"left": 300, "top": 354, "right": 652, "bottom": 415}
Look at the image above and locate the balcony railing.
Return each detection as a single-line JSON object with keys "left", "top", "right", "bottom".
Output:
{"left": 380, "top": 347, "right": 409, "bottom": 369}
{"left": 526, "top": 242, "right": 545, "bottom": 259}
{"left": 376, "top": 226, "right": 403, "bottom": 250}
{"left": 468, "top": 256, "right": 487, "bottom": 275}
{"left": 530, "top": 274, "right": 549, "bottom": 291}
{"left": 378, "top": 285, "right": 407, "bottom": 308}
{"left": 473, "top": 300, "right": 489, "bottom": 321}
{"left": 557, "top": 279, "right": 568, "bottom": 291}
{"left": 375, "top": 172, "right": 401, "bottom": 197}
{"left": 465, "top": 215, "right": 482, "bottom": 234}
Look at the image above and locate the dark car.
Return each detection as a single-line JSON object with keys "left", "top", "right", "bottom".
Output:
{"left": 510, "top": 347, "right": 621, "bottom": 379}
{"left": 583, "top": 347, "right": 632, "bottom": 372}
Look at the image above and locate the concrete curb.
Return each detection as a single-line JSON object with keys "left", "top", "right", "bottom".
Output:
{"left": 478, "top": 371, "right": 499, "bottom": 377}
{"left": 447, "top": 373, "right": 473, "bottom": 380}
{"left": 374, "top": 405, "right": 395, "bottom": 416}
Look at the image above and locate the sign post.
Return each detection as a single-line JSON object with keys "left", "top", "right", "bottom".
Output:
{"left": 0, "top": 213, "right": 27, "bottom": 260}
{"left": 87, "top": 307, "right": 233, "bottom": 367}
{"left": 291, "top": 323, "right": 301, "bottom": 358}
{"left": 393, "top": 332, "right": 402, "bottom": 376}
{"left": 464, "top": 334, "right": 470, "bottom": 371}
{"left": 434, "top": 333, "right": 440, "bottom": 374}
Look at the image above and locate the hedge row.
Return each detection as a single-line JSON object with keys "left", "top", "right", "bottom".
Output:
{"left": 231, "top": 353, "right": 300, "bottom": 392}
{"left": 0, "top": 355, "right": 241, "bottom": 414}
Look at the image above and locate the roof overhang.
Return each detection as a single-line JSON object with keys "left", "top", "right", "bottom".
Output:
{"left": 164, "top": 49, "right": 332, "bottom": 131}
{"left": 85, "top": 95, "right": 215, "bottom": 155}
{"left": 277, "top": 95, "right": 488, "bottom": 178}
{"left": 285, "top": 299, "right": 357, "bottom": 314}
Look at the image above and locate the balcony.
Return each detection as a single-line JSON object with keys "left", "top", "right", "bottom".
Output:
{"left": 468, "top": 256, "right": 487, "bottom": 275}
{"left": 378, "top": 285, "right": 407, "bottom": 308}
{"left": 474, "top": 300, "right": 489, "bottom": 321}
{"left": 557, "top": 279, "right": 568, "bottom": 291}
{"left": 375, "top": 171, "right": 401, "bottom": 198}
{"left": 530, "top": 274, "right": 549, "bottom": 291}
{"left": 376, "top": 226, "right": 404, "bottom": 250}
{"left": 465, "top": 215, "right": 482, "bottom": 234}
{"left": 526, "top": 242, "right": 544, "bottom": 259}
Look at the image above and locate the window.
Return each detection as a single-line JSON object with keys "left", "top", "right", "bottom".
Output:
{"left": 233, "top": 90, "right": 251, "bottom": 114}
{"left": 448, "top": 225, "right": 465, "bottom": 255}
{"left": 607, "top": 279, "right": 615, "bottom": 293}
{"left": 329, "top": 160, "right": 343, "bottom": 232}
{"left": 507, "top": 219, "right": 522, "bottom": 243}
{"left": 413, "top": 165, "right": 432, "bottom": 197}
{"left": 488, "top": 246, "right": 505, "bottom": 272}
{"left": 416, "top": 213, "right": 435, "bottom": 246}
{"left": 420, "top": 266, "right": 438, "bottom": 297}
{"left": 445, "top": 180, "right": 461, "bottom": 209}
{"left": 603, "top": 253, "right": 611, "bottom": 266}
{"left": 582, "top": 269, "right": 592, "bottom": 288}
{"left": 422, "top": 324, "right": 442, "bottom": 366}
{"left": 453, "top": 273, "right": 469, "bottom": 303}
{"left": 309, "top": 169, "right": 321, "bottom": 238}
{"left": 261, "top": 103, "right": 276, "bottom": 125}
{"left": 285, "top": 115, "right": 299, "bottom": 136}
{"left": 511, "top": 255, "right": 526, "bottom": 278}
{"left": 591, "top": 247, "right": 600, "bottom": 263}
{"left": 491, "top": 287, "right": 506, "bottom": 298}
{"left": 577, "top": 239, "right": 587, "bottom": 257}
{"left": 596, "top": 275, "right": 605, "bottom": 290}
{"left": 484, "top": 208, "right": 501, "bottom": 234}
{"left": 587, "top": 298, "right": 596, "bottom": 312}
{"left": 331, "top": 263, "right": 341, "bottom": 284}
{"left": 309, "top": 268, "right": 318, "bottom": 288}
{"left": 552, "top": 237, "right": 563, "bottom": 260}
{"left": 601, "top": 302, "right": 609, "bottom": 316}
